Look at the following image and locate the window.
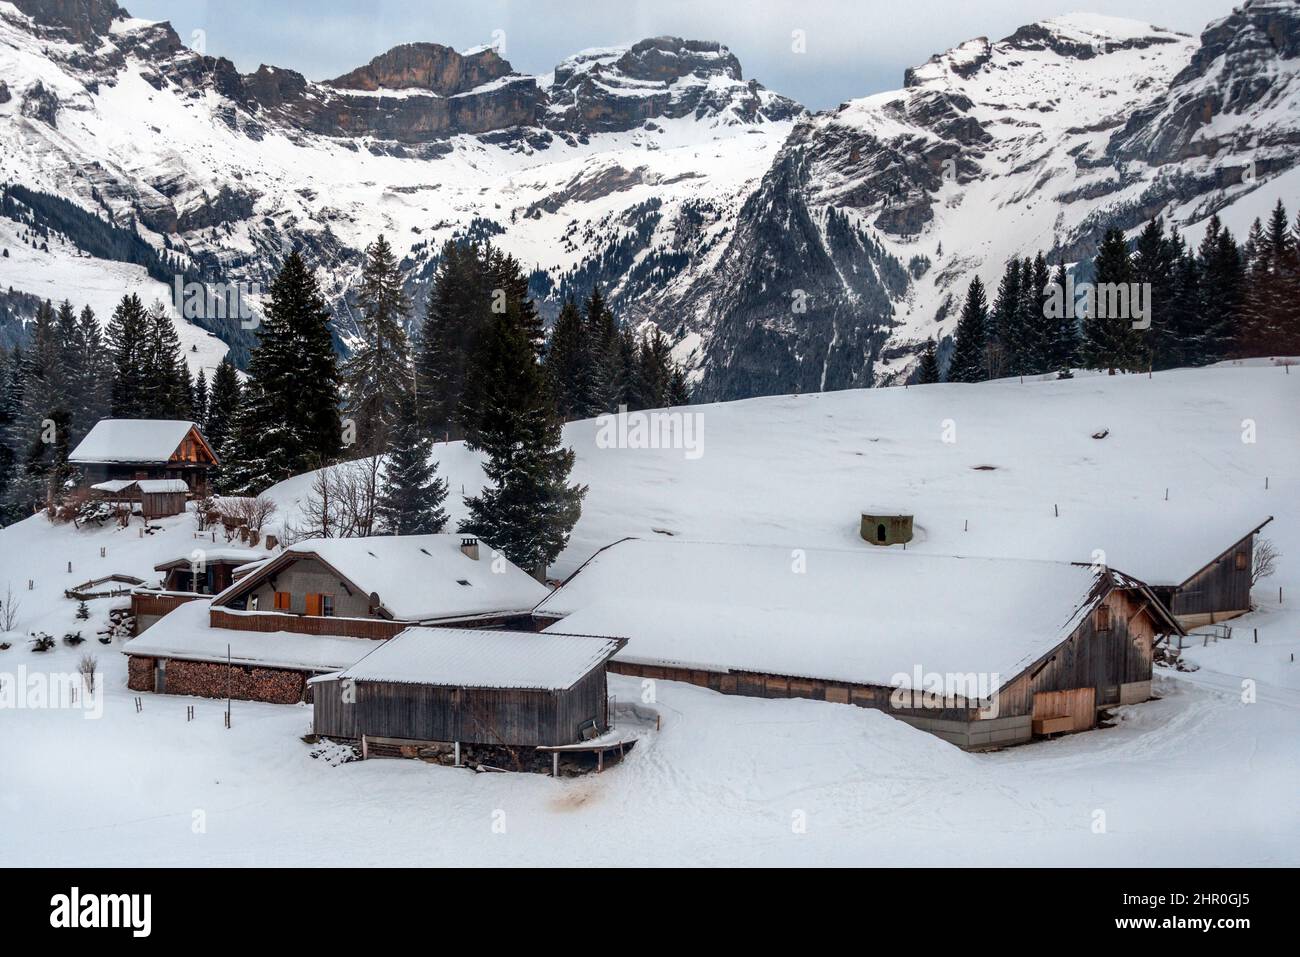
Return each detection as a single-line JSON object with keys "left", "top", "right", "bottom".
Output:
{"left": 273, "top": 591, "right": 291, "bottom": 611}
{"left": 1096, "top": 605, "right": 1112, "bottom": 631}
{"left": 456, "top": 579, "right": 472, "bottom": 587}
{"left": 306, "top": 593, "right": 334, "bottom": 616}
{"left": 876, "top": 523, "right": 887, "bottom": 543}
{"left": 1235, "top": 551, "right": 1248, "bottom": 571}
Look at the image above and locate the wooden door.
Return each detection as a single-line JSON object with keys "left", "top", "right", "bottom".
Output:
{"left": 1032, "top": 688, "right": 1096, "bottom": 733}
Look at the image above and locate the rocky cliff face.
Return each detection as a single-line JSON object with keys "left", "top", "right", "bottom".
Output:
{"left": 1, "top": 0, "right": 1297, "bottom": 403}
{"left": 327, "top": 43, "right": 513, "bottom": 95}
{"left": 546, "top": 37, "right": 801, "bottom": 133}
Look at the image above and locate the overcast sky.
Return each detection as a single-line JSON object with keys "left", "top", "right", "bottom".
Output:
{"left": 126, "top": 0, "right": 1235, "bottom": 111}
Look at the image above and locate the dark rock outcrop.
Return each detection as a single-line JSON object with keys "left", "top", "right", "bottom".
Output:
{"left": 328, "top": 43, "right": 512, "bottom": 96}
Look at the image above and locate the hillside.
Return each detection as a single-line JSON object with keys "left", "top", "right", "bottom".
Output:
{"left": 0, "top": 364, "right": 1297, "bottom": 865}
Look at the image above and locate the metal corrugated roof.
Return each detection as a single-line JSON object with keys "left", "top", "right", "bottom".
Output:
{"left": 335, "top": 627, "right": 623, "bottom": 691}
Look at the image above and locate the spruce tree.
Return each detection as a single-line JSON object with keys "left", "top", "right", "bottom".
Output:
{"left": 205, "top": 356, "right": 241, "bottom": 457}
{"left": 1082, "top": 228, "right": 1142, "bottom": 374}
{"left": 106, "top": 293, "right": 151, "bottom": 418}
{"left": 1133, "top": 217, "right": 1175, "bottom": 370}
{"left": 343, "top": 235, "right": 412, "bottom": 455}
{"left": 1046, "top": 262, "right": 1080, "bottom": 373}
{"left": 192, "top": 368, "right": 209, "bottom": 430}
{"left": 947, "top": 277, "right": 989, "bottom": 383}
{"left": 416, "top": 241, "right": 490, "bottom": 437}
{"left": 459, "top": 311, "right": 586, "bottom": 577}
{"left": 916, "top": 338, "right": 941, "bottom": 384}
{"left": 71, "top": 305, "right": 109, "bottom": 438}
{"left": 542, "top": 297, "right": 595, "bottom": 420}
{"left": 582, "top": 287, "right": 618, "bottom": 413}
{"left": 988, "top": 259, "right": 1022, "bottom": 378}
{"left": 376, "top": 391, "right": 448, "bottom": 535}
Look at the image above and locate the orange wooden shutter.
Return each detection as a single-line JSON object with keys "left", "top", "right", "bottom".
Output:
{"left": 306, "top": 594, "right": 323, "bottom": 616}
{"left": 274, "top": 591, "right": 291, "bottom": 611}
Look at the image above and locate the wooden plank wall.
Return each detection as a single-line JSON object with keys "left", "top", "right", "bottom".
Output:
{"left": 334, "top": 669, "right": 609, "bottom": 747}
{"left": 1171, "top": 533, "right": 1254, "bottom": 619}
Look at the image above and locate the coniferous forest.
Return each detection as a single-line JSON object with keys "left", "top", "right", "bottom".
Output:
{"left": 0, "top": 232, "right": 693, "bottom": 573}
{"left": 943, "top": 202, "right": 1300, "bottom": 383}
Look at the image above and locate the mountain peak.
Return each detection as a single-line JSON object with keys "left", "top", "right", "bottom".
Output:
{"left": 326, "top": 42, "right": 515, "bottom": 96}
{"left": 8, "top": 0, "right": 127, "bottom": 43}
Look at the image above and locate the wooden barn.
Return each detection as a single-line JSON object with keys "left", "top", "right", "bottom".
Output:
{"left": 90, "top": 478, "right": 190, "bottom": 520}
{"left": 210, "top": 534, "right": 547, "bottom": 628}
{"left": 534, "top": 539, "right": 1183, "bottom": 750}
{"left": 1142, "top": 517, "right": 1274, "bottom": 629}
{"left": 310, "top": 627, "right": 624, "bottom": 752}
{"left": 71, "top": 419, "right": 219, "bottom": 498}
{"left": 123, "top": 535, "right": 551, "bottom": 704}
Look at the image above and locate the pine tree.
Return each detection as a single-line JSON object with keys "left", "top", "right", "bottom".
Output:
{"left": 459, "top": 311, "right": 586, "bottom": 577}
{"left": 667, "top": 365, "right": 692, "bottom": 406}
{"left": 636, "top": 329, "right": 675, "bottom": 408}
{"left": 415, "top": 241, "right": 491, "bottom": 437}
{"left": 106, "top": 294, "right": 151, "bottom": 418}
{"left": 1168, "top": 242, "right": 1206, "bottom": 366}
{"left": 8, "top": 301, "right": 73, "bottom": 508}
{"left": 947, "top": 277, "right": 989, "bottom": 383}
{"left": 138, "top": 301, "right": 191, "bottom": 419}
{"left": 1046, "top": 262, "right": 1080, "bottom": 373}
{"left": 541, "top": 297, "right": 594, "bottom": 420}
{"left": 987, "top": 259, "right": 1022, "bottom": 378}
{"left": 205, "top": 356, "right": 241, "bottom": 457}
{"left": 582, "top": 287, "right": 619, "bottom": 413}
{"left": 192, "top": 368, "right": 209, "bottom": 430}
{"left": 1082, "top": 228, "right": 1143, "bottom": 374}
{"left": 343, "top": 235, "right": 412, "bottom": 455}
{"left": 247, "top": 251, "right": 342, "bottom": 479}
{"left": 1133, "top": 217, "right": 1175, "bottom": 370}
{"left": 1196, "top": 215, "right": 1244, "bottom": 362}
{"left": 916, "top": 338, "right": 941, "bottom": 384}
{"left": 376, "top": 391, "right": 448, "bottom": 535}
{"left": 70, "top": 305, "right": 109, "bottom": 439}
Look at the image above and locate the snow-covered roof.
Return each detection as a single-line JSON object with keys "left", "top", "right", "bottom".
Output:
{"left": 155, "top": 547, "right": 272, "bottom": 571}
{"left": 136, "top": 479, "right": 190, "bottom": 494}
{"left": 122, "top": 600, "right": 378, "bottom": 672}
{"left": 332, "top": 626, "right": 621, "bottom": 691}
{"left": 90, "top": 480, "right": 137, "bottom": 493}
{"left": 214, "top": 534, "right": 549, "bottom": 621}
{"left": 70, "top": 420, "right": 201, "bottom": 465}
{"left": 536, "top": 539, "right": 1119, "bottom": 690}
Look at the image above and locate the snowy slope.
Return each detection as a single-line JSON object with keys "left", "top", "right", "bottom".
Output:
{"left": 1, "top": 363, "right": 1297, "bottom": 865}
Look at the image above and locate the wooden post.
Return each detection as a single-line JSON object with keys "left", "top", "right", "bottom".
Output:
{"left": 1054, "top": 504, "right": 1059, "bottom": 517}
{"left": 454, "top": 741, "right": 461, "bottom": 767}
{"left": 225, "top": 644, "right": 232, "bottom": 729}
{"left": 361, "top": 734, "right": 369, "bottom": 760}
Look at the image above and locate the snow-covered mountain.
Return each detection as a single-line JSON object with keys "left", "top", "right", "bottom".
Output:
{"left": 0, "top": 0, "right": 1297, "bottom": 395}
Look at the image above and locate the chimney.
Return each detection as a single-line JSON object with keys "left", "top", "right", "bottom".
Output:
{"left": 460, "top": 537, "right": 480, "bottom": 561}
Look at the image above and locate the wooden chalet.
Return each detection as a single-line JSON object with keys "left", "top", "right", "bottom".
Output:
{"left": 310, "top": 627, "right": 624, "bottom": 755}
{"left": 130, "top": 546, "right": 273, "bottom": 634}
{"left": 122, "top": 535, "right": 550, "bottom": 704}
{"left": 71, "top": 419, "right": 219, "bottom": 503}
{"left": 534, "top": 539, "right": 1183, "bottom": 750}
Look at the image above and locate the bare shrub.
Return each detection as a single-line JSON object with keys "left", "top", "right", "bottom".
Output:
{"left": 293, "top": 459, "right": 382, "bottom": 540}
{"left": 1253, "top": 538, "right": 1281, "bottom": 586}
{"left": 0, "top": 583, "right": 20, "bottom": 632}
{"left": 79, "top": 654, "right": 98, "bottom": 694}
